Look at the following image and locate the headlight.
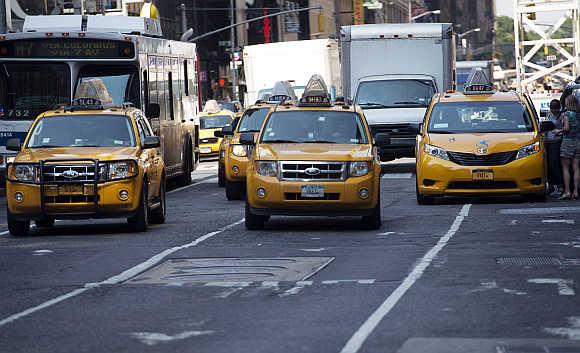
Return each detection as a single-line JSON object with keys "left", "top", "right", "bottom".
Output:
{"left": 99, "top": 160, "right": 138, "bottom": 181}
{"left": 516, "top": 142, "right": 540, "bottom": 160}
{"left": 232, "top": 145, "right": 247, "bottom": 157}
{"left": 12, "top": 164, "right": 39, "bottom": 183}
{"left": 255, "top": 161, "right": 277, "bottom": 177}
{"left": 349, "top": 161, "right": 370, "bottom": 177}
{"left": 424, "top": 144, "right": 449, "bottom": 160}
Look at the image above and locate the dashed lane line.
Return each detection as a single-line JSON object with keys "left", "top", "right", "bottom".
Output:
{"left": 0, "top": 219, "right": 244, "bottom": 328}
{"left": 339, "top": 204, "right": 472, "bottom": 353}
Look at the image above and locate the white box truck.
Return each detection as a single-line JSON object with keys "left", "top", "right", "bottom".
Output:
{"left": 243, "top": 39, "right": 341, "bottom": 106}
{"left": 340, "top": 23, "right": 455, "bottom": 161}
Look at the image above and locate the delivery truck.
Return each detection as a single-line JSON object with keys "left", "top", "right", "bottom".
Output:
{"left": 243, "top": 39, "right": 341, "bottom": 106}
{"left": 340, "top": 23, "right": 456, "bottom": 161}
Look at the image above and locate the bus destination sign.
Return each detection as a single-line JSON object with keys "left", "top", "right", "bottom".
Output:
{"left": 0, "top": 39, "right": 135, "bottom": 59}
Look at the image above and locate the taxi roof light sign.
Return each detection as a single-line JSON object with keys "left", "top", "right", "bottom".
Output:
{"left": 463, "top": 67, "right": 495, "bottom": 95}
{"left": 298, "top": 74, "right": 332, "bottom": 107}
{"left": 268, "top": 80, "right": 297, "bottom": 103}
{"left": 65, "top": 97, "right": 104, "bottom": 111}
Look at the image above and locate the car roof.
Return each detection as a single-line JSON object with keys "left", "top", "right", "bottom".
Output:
{"left": 42, "top": 106, "right": 138, "bottom": 118}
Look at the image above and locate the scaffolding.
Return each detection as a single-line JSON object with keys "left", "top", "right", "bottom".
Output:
{"left": 514, "top": 0, "right": 580, "bottom": 92}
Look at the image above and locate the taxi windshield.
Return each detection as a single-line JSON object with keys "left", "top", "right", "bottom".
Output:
{"left": 237, "top": 108, "right": 270, "bottom": 133}
{"left": 200, "top": 115, "right": 232, "bottom": 129}
{"left": 261, "top": 111, "right": 368, "bottom": 144}
{"left": 27, "top": 115, "right": 136, "bottom": 148}
{"left": 427, "top": 101, "right": 535, "bottom": 134}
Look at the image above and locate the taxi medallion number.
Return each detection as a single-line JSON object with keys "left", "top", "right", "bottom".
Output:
{"left": 472, "top": 170, "right": 494, "bottom": 181}
{"left": 301, "top": 185, "right": 325, "bottom": 198}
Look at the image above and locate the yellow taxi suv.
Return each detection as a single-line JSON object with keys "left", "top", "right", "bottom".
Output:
{"left": 240, "top": 75, "right": 388, "bottom": 230}
{"left": 198, "top": 101, "right": 234, "bottom": 158}
{"left": 416, "top": 69, "right": 555, "bottom": 204}
{"left": 215, "top": 102, "right": 273, "bottom": 199}
{"left": 5, "top": 99, "right": 166, "bottom": 236}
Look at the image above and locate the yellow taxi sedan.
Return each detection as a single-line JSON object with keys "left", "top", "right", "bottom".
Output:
{"left": 416, "top": 69, "right": 555, "bottom": 204}
{"left": 198, "top": 109, "right": 234, "bottom": 158}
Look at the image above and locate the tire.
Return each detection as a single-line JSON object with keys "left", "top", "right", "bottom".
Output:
{"left": 245, "top": 203, "right": 265, "bottom": 230}
{"left": 225, "top": 180, "right": 243, "bottom": 200}
{"left": 35, "top": 219, "right": 55, "bottom": 228}
{"left": 218, "top": 163, "right": 225, "bottom": 187}
{"left": 8, "top": 211, "right": 29, "bottom": 237}
{"left": 128, "top": 182, "right": 149, "bottom": 232}
{"left": 361, "top": 193, "right": 381, "bottom": 230}
{"left": 178, "top": 144, "right": 193, "bottom": 186}
{"left": 149, "top": 178, "right": 166, "bottom": 224}
{"left": 416, "top": 179, "right": 436, "bottom": 205}
{"left": 526, "top": 191, "right": 547, "bottom": 203}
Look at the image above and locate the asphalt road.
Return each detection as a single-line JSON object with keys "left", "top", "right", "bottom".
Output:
{"left": 0, "top": 160, "right": 579, "bottom": 353}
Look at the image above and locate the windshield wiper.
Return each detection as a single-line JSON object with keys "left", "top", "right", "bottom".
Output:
{"left": 262, "top": 139, "right": 301, "bottom": 143}
{"left": 73, "top": 144, "right": 101, "bottom": 147}
{"left": 30, "top": 145, "right": 63, "bottom": 148}
{"left": 358, "top": 102, "right": 390, "bottom": 109}
{"left": 306, "top": 140, "right": 338, "bottom": 144}
{"left": 393, "top": 101, "right": 428, "bottom": 107}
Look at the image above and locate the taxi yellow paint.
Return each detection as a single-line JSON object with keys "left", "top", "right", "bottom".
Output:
{"left": 6, "top": 105, "right": 166, "bottom": 236}
{"left": 416, "top": 90, "right": 547, "bottom": 203}
{"left": 198, "top": 110, "right": 234, "bottom": 158}
{"left": 243, "top": 104, "right": 383, "bottom": 230}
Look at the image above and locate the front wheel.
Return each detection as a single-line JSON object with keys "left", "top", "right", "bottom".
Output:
{"left": 218, "top": 163, "right": 225, "bottom": 187}
{"left": 361, "top": 193, "right": 381, "bottom": 230}
{"left": 149, "top": 179, "right": 166, "bottom": 224}
{"left": 128, "top": 182, "right": 149, "bottom": 232}
{"left": 245, "top": 203, "right": 266, "bottom": 230}
{"left": 225, "top": 180, "right": 243, "bottom": 200}
{"left": 8, "top": 211, "right": 30, "bottom": 237}
{"left": 416, "top": 180, "right": 436, "bottom": 205}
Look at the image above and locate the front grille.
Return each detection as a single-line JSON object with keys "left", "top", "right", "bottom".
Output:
{"left": 44, "top": 195, "right": 97, "bottom": 204}
{"left": 201, "top": 137, "right": 218, "bottom": 144}
{"left": 447, "top": 151, "right": 518, "bottom": 166}
{"left": 448, "top": 181, "right": 517, "bottom": 189}
{"left": 42, "top": 164, "right": 96, "bottom": 183}
{"left": 280, "top": 161, "right": 346, "bottom": 181}
{"left": 370, "top": 124, "right": 418, "bottom": 138}
{"left": 284, "top": 193, "right": 340, "bottom": 200}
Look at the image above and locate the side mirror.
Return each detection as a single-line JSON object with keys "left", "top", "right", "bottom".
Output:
{"left": 540, "top": 120, "right": 556, "bottom": 133}
{"left": 6, "top": 138, "right": 21, "bottom": 152}
{"left": 374, "top": 133, "right": 391, "bottom": 147}
{"left": 239, "top": 132, "right": 256, "bottom": 146}
{"left": 142, "top": 136, "right": 161, "bottom": 149}
{"left": 145, "top": 103, "right": 160, "bottom": 120}
{"left": 214, "top": 130, "right": 224, "bottom": 138}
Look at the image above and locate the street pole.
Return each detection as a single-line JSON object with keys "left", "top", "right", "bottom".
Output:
{"left": 408, "top": 1, "right": 412, "bottom": 22}
{"left": 230, "top": 0, "right": 239, "bottom": 101}
{"left": 180, "top": 3, "right": 187, "bottom": 34}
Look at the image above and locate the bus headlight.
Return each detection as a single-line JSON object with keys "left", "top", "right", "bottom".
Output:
{"left": 255, "top": 161, "right": 277, "bottom": 177}
{"left": 11, "top": 164, "right": 39, "bottom": 183}
{"left": 516, "top": 142, "right": 540, "bottom": 160}
{"left": 424, "top": 144, "right": 449, "bottom": 161}
{"left": 232, "top": 145, "right": 247, "bottom": 157}
{"left": 99, "top": 160, "right": 138, "bottom": 181}
{"left": 349, "top": 161, "right": 370, "bottom": 177}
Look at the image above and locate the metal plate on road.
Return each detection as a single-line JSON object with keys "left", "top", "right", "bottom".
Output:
{"left": 397, "top": 338, "right": 580, "bottom": 353}
{"left": 126, "top": 257, "right": 334, "bottom": 284}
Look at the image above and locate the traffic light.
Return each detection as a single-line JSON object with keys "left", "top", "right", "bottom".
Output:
{"left": 218, "top": 78, "right": 226, "bottom": 88}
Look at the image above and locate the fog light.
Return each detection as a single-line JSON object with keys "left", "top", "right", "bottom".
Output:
{"left": 359, "top": 188, "right": 369, "bottom": 199}
{"left": 232, "top": 166, "right": 240, "bottom": 174}
{"left": 14, "top": 192, "right": 23, "bottom": 203}
{"left": 118, "top": 190, "right": 129, "bottom": 201}
{"left": 256, "top": 187, "right": 266, "bottom": 198}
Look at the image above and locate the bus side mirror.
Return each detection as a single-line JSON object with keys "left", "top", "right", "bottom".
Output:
{"left": 6, "top": 138, "right": 21, "bottom": 152}
{"left": 143, "top": 136, "right": 161, "bottom": 149}
{"left": 145, "top": 103, "right": 160, "bottom": 119}
{"left": 540, "top": 120, "right": 556, "bottom": 133}
{"left": 239, "top": 132, "right": 256, "bottom": 146}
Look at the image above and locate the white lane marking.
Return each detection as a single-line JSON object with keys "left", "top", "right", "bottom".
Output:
{"left": 0, "top": 219, "right": 244, "bottom": 328}
{"left": 32, "top": 249, "right": 54, "bottom": 256}
{"left": 197, "top": 177, "right": 218, "bottom": 184}
{"left": 545, "top": 317, "right": 580, "bottom": 341}
{"left": 509, "top": 220, "right": 518, "bottom": 226}
{"left": 382, "top": 173, "right": 413, "bottom": 179}
{"left": 300, "top": 248, "right": 326, "bottom": 252}
{"left": 129, "top": 330, "right": 215, "bottom": 346}
{"left": 279, "top": 280, "right": 313, "bottom": 297}
{"left": 500, "top": 206, "right": 580, "bottom": 215}
{"left": 167, "top": 174, "right": 217, "bottom": 195}
{"left": 378, "top": 231, "right": 396, "bottom": 236}
{"left": 528, "top": 278, "right": 576, "bottom": 296}
{"left": 542, "top": 219, "right": 575, "bottom": 225}
{"left": 0, "top": 230, "right": 9, "bottom": 237}
{"left": 322, "top": 279, "right": 376, "bottom": 285}
{"left": 502, "top": 288, "right": 527, "bottom": 296}
{"left": 339, "top": 204, "right": 472, "bottom": 353}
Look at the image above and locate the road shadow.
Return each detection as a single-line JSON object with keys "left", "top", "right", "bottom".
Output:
{"left": 380, "top": 159, "right": 416, "bottom": 175}
{"left": 22, "top": 221, "right": 152, "bottom": 238}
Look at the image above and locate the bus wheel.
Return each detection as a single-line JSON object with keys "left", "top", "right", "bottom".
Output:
{"left": 179, "top": 146, "right": 193, "bottom": 186}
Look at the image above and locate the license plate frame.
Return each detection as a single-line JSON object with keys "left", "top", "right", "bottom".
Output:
{"left": 300, "top": 185, "right": 325, "bottom": 198}
{"left": 472, "top": 170, "right": 494, "bottom": 181}
{"left": 59, "top": 184, "right": 83, "bottom": 195}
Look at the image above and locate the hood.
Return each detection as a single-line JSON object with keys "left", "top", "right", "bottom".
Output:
{"left": 428, "top": 133, "right": 537, "bottom": 154}
{"left": 362, "top": 107, "right": 427, "bottom": 125}
{"left": 257, "top": 143, "right": 372, "bottom": 161}
{"left": 15, "top": 147, "right": 139, "bottom": 163}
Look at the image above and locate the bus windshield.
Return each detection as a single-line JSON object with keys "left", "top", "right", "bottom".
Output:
{"left": 0, "top": 63, "right": 70, "bottom": 120}
{"left": 75, "top": 65, "right": 139, "bottom": 105}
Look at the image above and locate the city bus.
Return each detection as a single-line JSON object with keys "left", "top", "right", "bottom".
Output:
{"left": 0, "top": 15, "right": 201, "bottom": 184}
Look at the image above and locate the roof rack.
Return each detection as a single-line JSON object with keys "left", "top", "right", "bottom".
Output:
{"left": 298, "top": 74, "right": 332, "bottom": 107}
{"left": 463, "top": 68, "right": 495, "bottom": 95}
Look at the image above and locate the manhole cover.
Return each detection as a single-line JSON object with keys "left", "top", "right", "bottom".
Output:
{"left": 496, "top": 256, "right": 562, "bottom": 266}
{"left": 127, "top": 257, "right": 334, "bottom": 284}
{"left": 397, "top": 338, "right": 580, "bottom": 353}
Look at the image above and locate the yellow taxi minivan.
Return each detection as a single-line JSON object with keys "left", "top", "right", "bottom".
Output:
{"left": 416, "top": 69, "right": 555, "bottom": 204}
{"left": 240, "top": 75, "right": 388, "bottom": 230}
{"left": 5, "top": 98, "right": 166, "bottom": 236}
{"left": 198, "top": 100, "right": 234, "bottom": 158}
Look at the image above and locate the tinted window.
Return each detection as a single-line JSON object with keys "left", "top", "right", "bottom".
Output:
{"left": 355, "top": 79, "right": 435, "bottom": 109}
{"left": 427, "top": 101, "right": 534, "bottom": 134}
{"left": 237, "top": 108, "right": 269, "bottom": 133}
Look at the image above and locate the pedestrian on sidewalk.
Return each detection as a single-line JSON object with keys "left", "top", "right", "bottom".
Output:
{"left": 559, "top": 94, "right": 580, "bottom": 200}
{"left": 545, "top": 99, "right": 564, "bottom": 196}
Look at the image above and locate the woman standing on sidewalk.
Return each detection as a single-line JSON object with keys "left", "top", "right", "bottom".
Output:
{"left": 545, "top": 99, "right": 564, "bottom": 195}
{"left": 559, "top": 95, "right": 580, "bottom": 199}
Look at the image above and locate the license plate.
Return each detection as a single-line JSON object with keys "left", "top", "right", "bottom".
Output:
{"left": 300, "top": 185, "right": 325, "bottom": 198}
{"left": 472, "top": 170, "right": 494, "bottom": 181}
{"left": 200, "top": 147, "right": 212, "bottom": 154}
{"left": 59, "top": 184, "right": 83, "bottom": 195}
